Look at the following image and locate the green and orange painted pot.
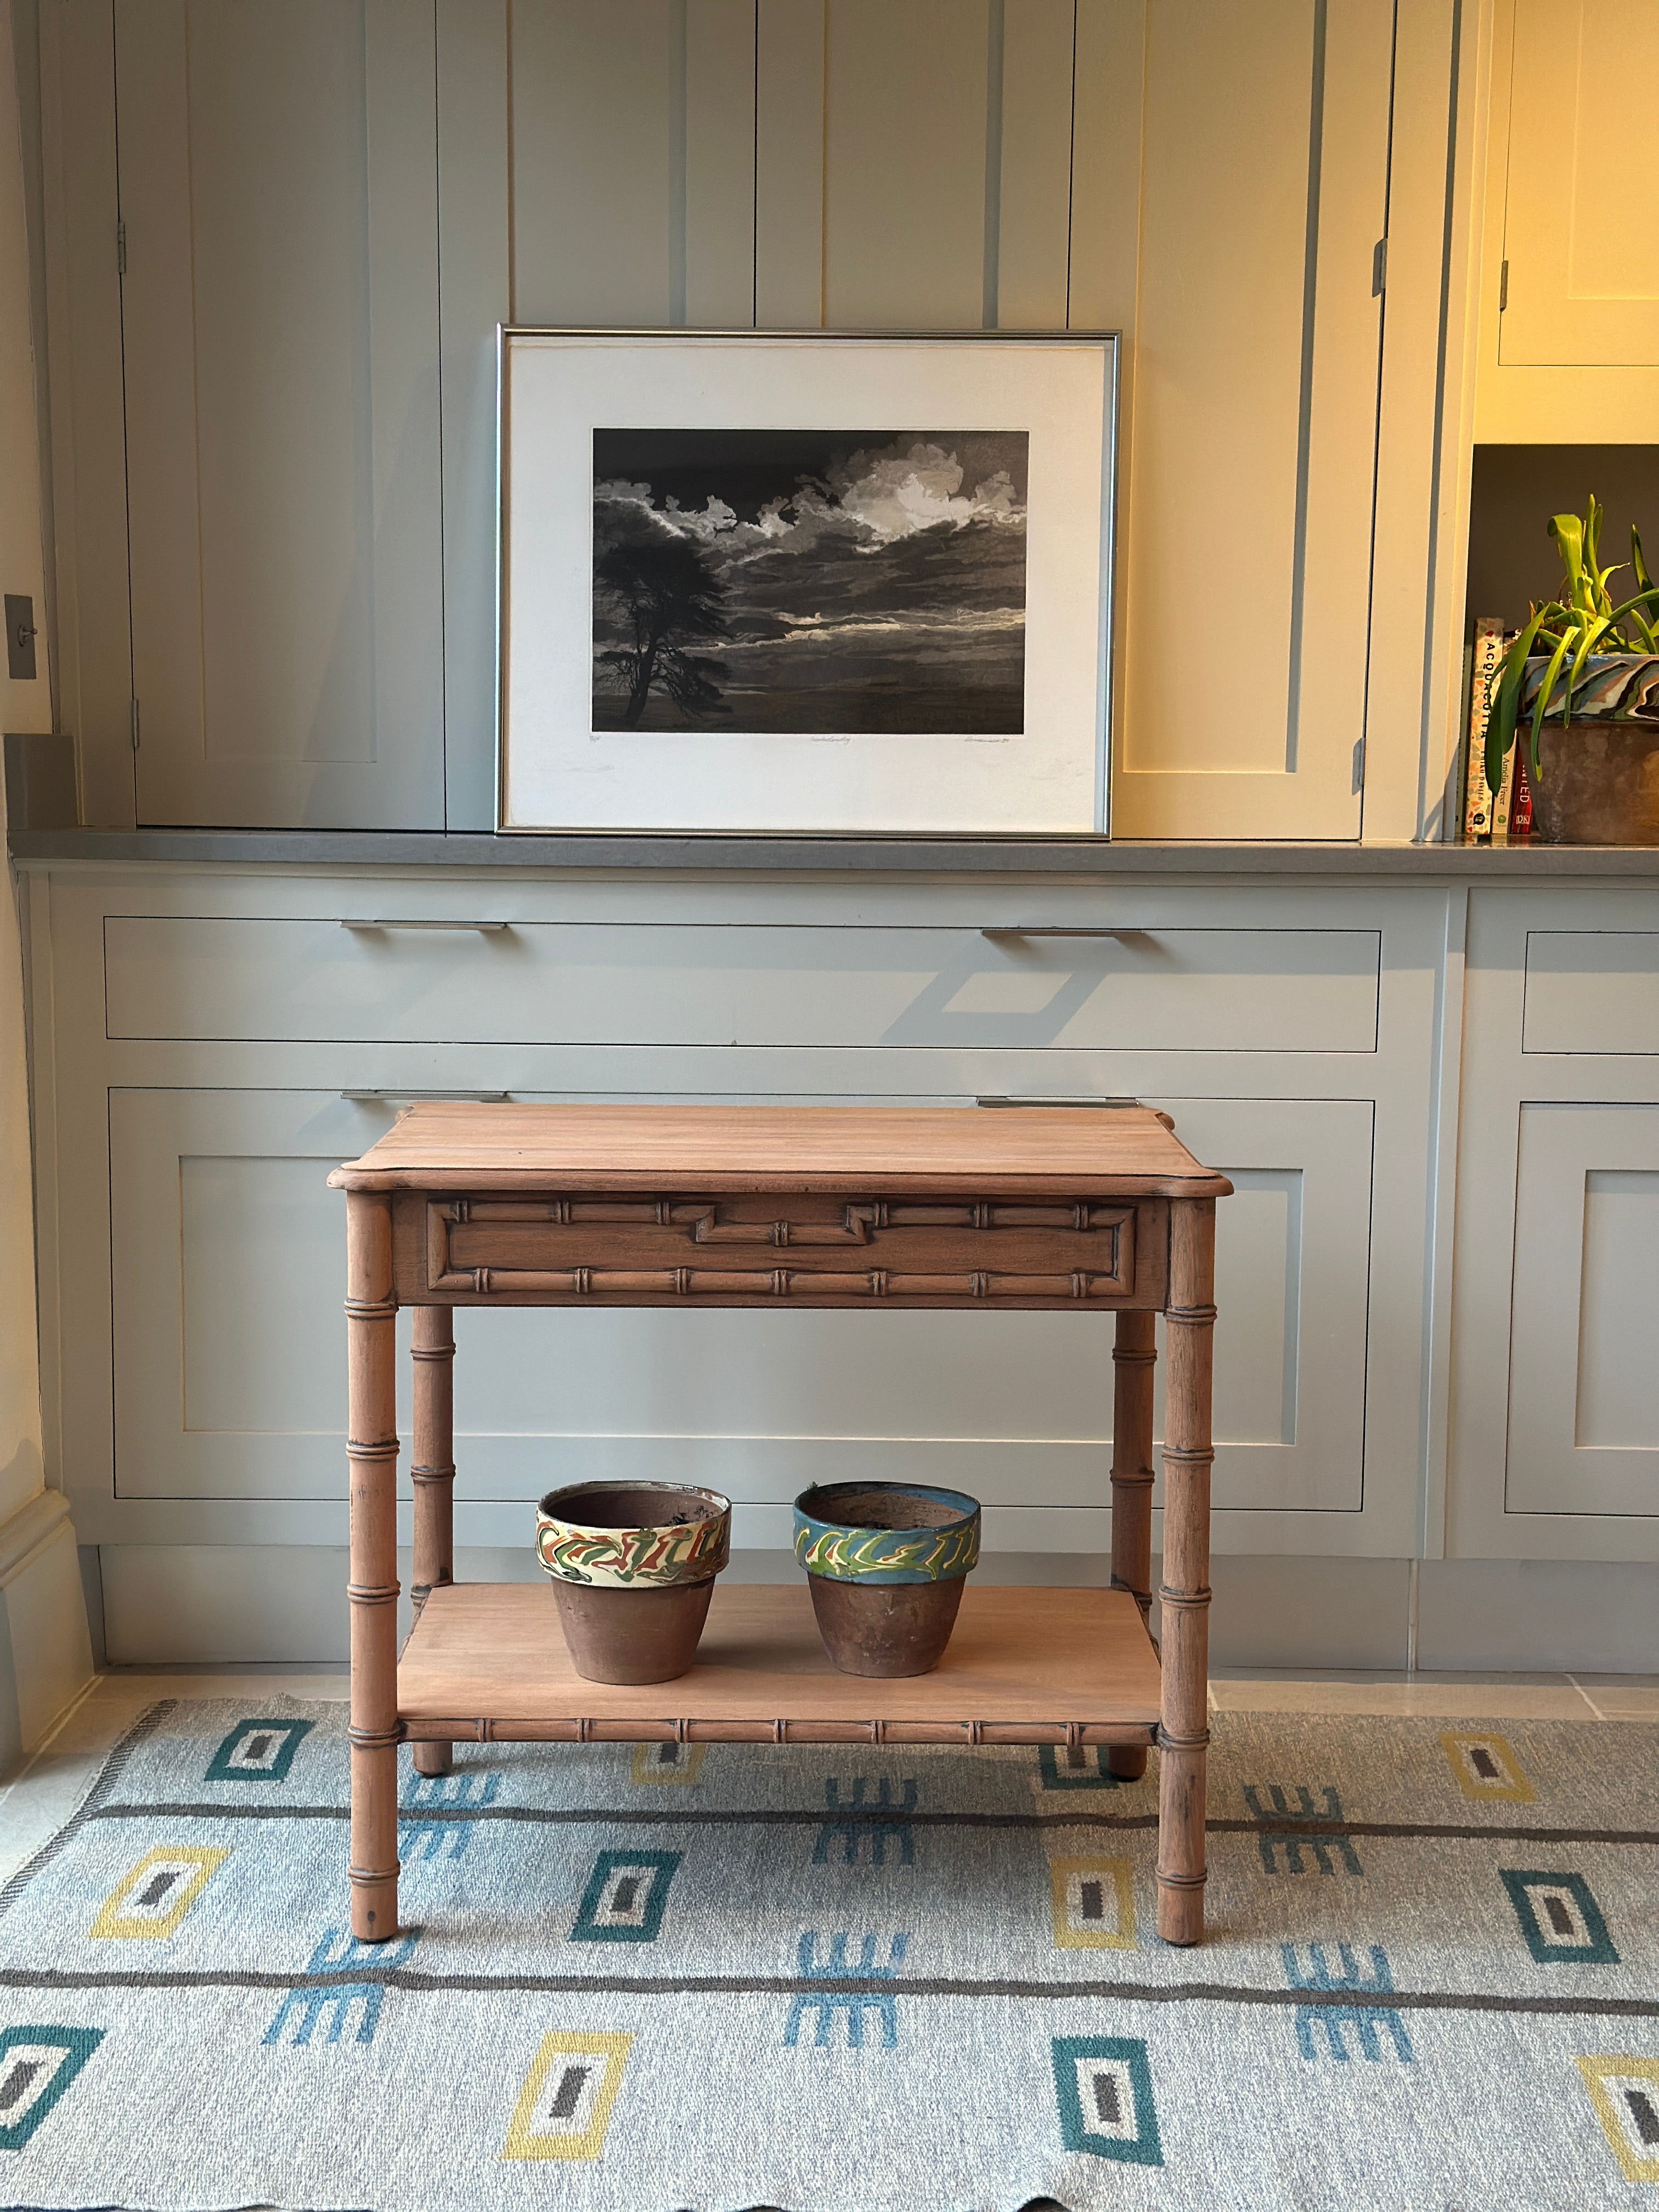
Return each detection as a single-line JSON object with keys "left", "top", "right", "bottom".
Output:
{"left": 537, "top": 1481, "right": 731, "bottom": 1685}
{"left": 793, "top": 1481, "right": 981, "bottom": 1679}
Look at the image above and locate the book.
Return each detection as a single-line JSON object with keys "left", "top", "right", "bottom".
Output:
{"left": 1492, "top": 721, "right": 1517, "bottom": 838}
{"left": 1462, "top": 616, "right": 1508, "bottom": 841}
{"left": 1509, "top": 741, "right": 1533, "bottom": 839}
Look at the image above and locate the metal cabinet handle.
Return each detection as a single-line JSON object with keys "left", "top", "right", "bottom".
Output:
{"left": 975, "top": 1095, "right": 1142, "bottom": 1109}
{"left": 979, "top": 926, "right": 1141, "bottom": 940}
{"left": 340, "top": 919, "right": 511, "bottom": 933}
{"left": 341, "top": 1089, "right": 512, "bottom": 1103}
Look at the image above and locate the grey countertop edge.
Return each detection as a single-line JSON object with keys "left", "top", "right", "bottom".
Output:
{"left": 8, "top": 827, "right": 1659, "bottom": 877}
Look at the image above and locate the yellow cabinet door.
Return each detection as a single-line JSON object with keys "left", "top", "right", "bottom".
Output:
{"left": 1500, "top": 0, "right": 1659, "bottom": 368}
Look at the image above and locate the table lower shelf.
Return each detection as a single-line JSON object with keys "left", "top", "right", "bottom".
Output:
{"left": 397, "top": 1581, "right": 1163, "bottom": 1746}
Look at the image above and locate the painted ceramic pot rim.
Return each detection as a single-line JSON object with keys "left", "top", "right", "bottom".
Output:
{"left": 536, "top": 1482, "right": 731, "bottom": 1590}
{"left": 792, "top": 1481, "right": 981, "bottom": 1586}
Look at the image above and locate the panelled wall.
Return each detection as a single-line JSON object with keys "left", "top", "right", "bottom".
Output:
{"left": 25, "top": 863, "right": 1445, "bottom": 1665}
{"left": 34, "top": 0, "right": 1461, "bottom": 841}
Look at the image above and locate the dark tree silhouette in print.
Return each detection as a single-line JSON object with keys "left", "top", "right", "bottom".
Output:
{"left": 591, "top": 428, "right": 1028, "bottom": 735}
{"left": 595, "top": 538, "right": 732, "bottom": 726}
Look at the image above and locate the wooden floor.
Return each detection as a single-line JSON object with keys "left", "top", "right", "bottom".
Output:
{"left": 396, "top": 1582, "right": 1164, "bottom": 1743}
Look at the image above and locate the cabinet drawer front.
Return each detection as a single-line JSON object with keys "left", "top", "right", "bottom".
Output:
{"left": 394, "top": 1191, "right": 1153, "bottom": 1309}
{"left": 104, "top": 916, "right": 1380, "bottom": 1051}
{"left": 1523, "top": 932, "right": 1659, "bottom": 1054}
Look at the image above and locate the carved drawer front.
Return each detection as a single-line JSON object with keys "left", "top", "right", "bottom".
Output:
{"left": 397, "top": 1192, "right": 1157, "bottom": 1309}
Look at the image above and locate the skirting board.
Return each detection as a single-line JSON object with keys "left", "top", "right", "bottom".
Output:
{"left": 1415, "top": 1559, "right": 1659, "bottom": 1674}
{"left": 0, "top": 1504, "right": 94, "bottom": 1774}
{"left": 87, "top": 1544, "right": 1659, "bottom": 1674}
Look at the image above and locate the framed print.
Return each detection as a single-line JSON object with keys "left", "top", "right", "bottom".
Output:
{"left": 497, "top": 329, "right": 1118, "bottom": 833}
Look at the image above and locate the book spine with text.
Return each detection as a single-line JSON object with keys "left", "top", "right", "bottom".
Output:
{"left": 1462, "top": 617, "right": 1507, "bottom": 841}
{"left": 1492, "top": 723, "right": 1517, "bottom": 839}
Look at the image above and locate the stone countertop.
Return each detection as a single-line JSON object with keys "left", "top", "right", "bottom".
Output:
{"left": 8, "top": 827, "right": 1659, "bottom": 877}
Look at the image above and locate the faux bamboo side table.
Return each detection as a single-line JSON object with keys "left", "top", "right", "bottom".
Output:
{"left": 329, "top": 1102, "right": 1230, "bottom": 1946}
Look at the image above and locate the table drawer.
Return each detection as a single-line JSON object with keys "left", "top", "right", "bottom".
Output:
{"left": 1523, "top": 931, "right": 1659, "bottom": 1054}
{"left": 393, "top": 1190, "right": 1164, "bottom": 1310}
{"left": 104, "top": 915, "right": 1380, "bottom": 1052}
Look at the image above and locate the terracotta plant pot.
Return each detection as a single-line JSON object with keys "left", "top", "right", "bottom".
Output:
{"left": 1527, "top": 720, "right": 1659, "bottom": 845}
{"left": 536, "top": 1481, "right": 731, "bottom": 1685}
{"left": 793, "top": 1481, "right": 981, "bottom": 1678}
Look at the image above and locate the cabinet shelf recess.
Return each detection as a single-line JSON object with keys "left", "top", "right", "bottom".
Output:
{"left": 398, "top": 1583, "right": 1162, "bottom": 1746}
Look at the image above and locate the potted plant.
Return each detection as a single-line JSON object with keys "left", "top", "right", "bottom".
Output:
{"left": 1488, "top": 496, "right": 1659, "bottom": 844}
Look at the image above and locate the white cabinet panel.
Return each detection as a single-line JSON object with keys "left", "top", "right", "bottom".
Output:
{"left": 507, "top": 0, "right": 757, "bottom": 327}
{"left": 1111, "top": 0, "right": 1391, "bottom": 838}
{"left": 103, "top": 917, "right": 1381, "bottom": 1052}
{"left": 1472, "top": 3, "right": 1659, "bottom": 448}
{"left": 1449, "top": 888, "right": 1659, "bottom": 1558}
{"left": 1147, "top": 1098, "right": 1373, "bottom": 1514}
{"left": 820, "top": 0, "right": 992, "bottom": 328}
{"left": 1506, "top": 1105, "right": 1659, "bottom": 1517}
{"left": 36, "top": 0, "right": 136, "bottom": 827}
{"left": 109, "top": 1085, "right": 1371, "bottom": 1532}
{"left": 111, "top": 1090, "right": 362, "bottom": 1500}
{"left": 114, "top": 0, "right": 445, "bottom": 827}
{"left": 755, "top": 0, "right": 1075, "bottom": 331}
{"left": 1523, "top": 933, "right": 1659, "bottom": 1056}
{"left": 1500, "top": 0, "right": 1659, "bottom": 368}
{"left": 1577, "top": 1172, "right": 1659, "bottom": 1450}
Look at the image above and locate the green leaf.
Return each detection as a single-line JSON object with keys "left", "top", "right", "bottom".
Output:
{"left": 1585, "top": 495, "right": 1604, "bottom": 609}
{"left": 1549, "top": 513, "right": 1588, "bottom": 612}
{"left": 1632, "top": 525, "right": 1655, "bottom": 599}
{"left": 1529, "top": 628, "right": 1576, "bottom": 776}
{"left": 1487, "top": 613, "right": 1544, "bottom": 797}
{"left": 1562, "top": 613, "right": 1611, "bottom": 724}
{"left": 1600, "top": 584, "right": 1659, "bottom": 635}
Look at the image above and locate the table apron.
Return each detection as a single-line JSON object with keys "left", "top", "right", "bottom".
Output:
{"left": 391, "top": 1191, "right": 1169, "bottom": 1309}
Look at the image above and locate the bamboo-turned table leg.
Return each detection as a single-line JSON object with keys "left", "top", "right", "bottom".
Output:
{"left": 1156, "top": 1197, "right": 1215, "bottom": 1945}
{"left": 1108, "top": 1307, "right": 1157, "bottom": 1781}
{"left": 346, "top": 1189, "right": 402, "bottom": 1941}
{"left": 410, "top": 1305, "right": 456, "bottom": 1779}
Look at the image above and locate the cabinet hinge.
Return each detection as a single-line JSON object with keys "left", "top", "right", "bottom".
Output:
{"left": 116, "top": 221, "right": 126, "bottom": 277}
{"left": 1499, "top": 258, "right": 1508, "bottom": 312}
{"left": 1371, "top": 237, "right": 1386, "bottom": 297}
{"left": 129, "top": 696, "right": 140, "bottom": 752}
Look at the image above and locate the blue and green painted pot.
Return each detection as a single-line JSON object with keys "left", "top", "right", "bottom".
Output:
{"left": 793, "top": 1482, "right": 981, "bottom": 1585}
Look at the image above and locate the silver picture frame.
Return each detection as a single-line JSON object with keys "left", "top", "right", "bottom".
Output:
{"left": 495, "top": 326, "right": 1120, "bottom": 836}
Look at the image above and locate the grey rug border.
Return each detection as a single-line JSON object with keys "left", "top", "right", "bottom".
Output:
{"left": 76, "top": 1799, "right": 1659, "bottom": 1849}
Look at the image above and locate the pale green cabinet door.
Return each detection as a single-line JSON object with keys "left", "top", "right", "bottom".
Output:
{"left": 115, "top": 0, "right": 445, "bottom": 827}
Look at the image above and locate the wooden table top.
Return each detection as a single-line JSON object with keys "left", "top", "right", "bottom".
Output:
{"left": 329, "top": 1101, "right": 1231, "bottom": 1198}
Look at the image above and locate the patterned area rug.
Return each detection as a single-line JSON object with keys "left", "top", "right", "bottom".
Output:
{"left": 0, "top": 1696, "right": 1656, "bottom": 2210}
